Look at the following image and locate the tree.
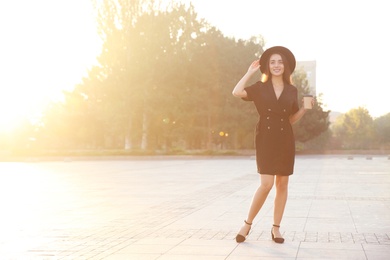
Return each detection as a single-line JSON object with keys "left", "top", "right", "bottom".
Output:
{"left": 292, "top": 69, "right": 330, "bottom": 143}
{"left": 374, "top": 113, "right": 390, "bottom": 148}
{"left": 75, "top": 1, "right": 205, "bottom": 150}
{"left": 83, "top": 0, "right": 262, "bottom": 151}
{"left": 34, "top": 1, "right": 327, "bottom": 152}
{"left": 332, "top": 107, "right": 375, "bottom": 149}
{"left": 222, "top": 37, "right": 264, "bottom": 149}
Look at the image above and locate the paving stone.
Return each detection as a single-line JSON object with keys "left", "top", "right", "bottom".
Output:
{"left": 0, "top": 155, "right": 389, "bottom": 259}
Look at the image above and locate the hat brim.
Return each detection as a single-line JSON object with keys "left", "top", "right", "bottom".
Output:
{"left": 259, "top": 46, "right": 296, "bottom": 73}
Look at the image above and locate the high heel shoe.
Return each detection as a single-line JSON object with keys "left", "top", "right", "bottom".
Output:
{"left": 235, "top": 220, "right": 252, "bottom": 243}
{"left": 271, "top": 224, "right": 285, "bottom": 244}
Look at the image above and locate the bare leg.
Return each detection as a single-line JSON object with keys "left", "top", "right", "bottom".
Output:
{"left": 237, "top": 175, "right": 274, "bottom": 237}
{"left": 273, "top": 175, "right": 289, "bottom": 238}
{"left": 247, "top": 175, "right": 275, "bottom": 223}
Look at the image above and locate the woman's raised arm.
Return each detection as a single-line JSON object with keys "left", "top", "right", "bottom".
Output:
{"left": 232, "top": 60, "right": 260, "bottom": 98}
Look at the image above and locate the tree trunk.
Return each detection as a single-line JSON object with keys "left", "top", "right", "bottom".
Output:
{"left": 124, "top": 115, "right": 132, "bottom": 150}
{"left": 141, "top": 111, "right": 148, "bottom": 150}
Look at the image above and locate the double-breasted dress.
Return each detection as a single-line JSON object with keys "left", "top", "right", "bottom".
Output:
{"left": 244, "top": 81, "right": 299, "bottom": 176}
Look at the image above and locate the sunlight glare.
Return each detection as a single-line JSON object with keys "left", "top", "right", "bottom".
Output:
{"left": 0, "top": 0, "right": 101, "bottom": 131}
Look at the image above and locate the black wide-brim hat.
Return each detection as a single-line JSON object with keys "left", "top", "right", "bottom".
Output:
{"left": 259, "top": 46, "right": 296, "bottom": 73}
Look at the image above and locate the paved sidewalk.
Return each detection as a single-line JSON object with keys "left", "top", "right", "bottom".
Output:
{"left": 0, "top": 155, "right": 389, "bottom": 259}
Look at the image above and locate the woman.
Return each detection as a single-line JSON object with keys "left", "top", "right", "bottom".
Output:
{"left": 232, "top": 46, "right": 309, "bottom": 244}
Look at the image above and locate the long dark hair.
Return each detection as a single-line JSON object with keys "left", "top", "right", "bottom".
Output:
{"left": 261, "top": 52, "right": 293, "bottom": 84}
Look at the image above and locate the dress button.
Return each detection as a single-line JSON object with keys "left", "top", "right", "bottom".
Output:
{"left": 283, "top": 109, "right": 286, "bottom": 112}
{"left": 268, "top": 108, "right": 271, "bottom": 111}
{"left": 267, "top": 117, "right": 270, "bottom": 120}
{"left": 268, "top": 126, "right": 271, "bottom": 130}
{"left": 281, "top": 128, "right": 284, "bottom": 131}
{"left": 281, "top": 119, "right": 284, "bottom": 122}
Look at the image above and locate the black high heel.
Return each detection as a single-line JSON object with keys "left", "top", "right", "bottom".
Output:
{"left": 235, "top": 220, "right": 252, "bottom": 243}
{"left": 271, "top": 224, "right": 285, "bottom": 244}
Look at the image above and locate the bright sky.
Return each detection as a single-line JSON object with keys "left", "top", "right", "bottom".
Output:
{"left": 0, "top": 0, "right": 100, "bottom": 131}
{"left": 179, "top": 0, "right": 390, "bottom": 117}
{"left": 0, "top": 0, "right": 389, "bottom": 133}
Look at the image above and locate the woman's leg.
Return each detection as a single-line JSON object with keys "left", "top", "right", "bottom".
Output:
{"left": 273, "top": 175, "right": 289, "bottom": 238}
{"left": 237, "top": 174, "right": 274, "bottom": 236}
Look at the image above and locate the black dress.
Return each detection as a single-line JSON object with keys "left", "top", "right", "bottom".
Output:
{"left": 244, "top": 81, "right": 299, "bottom": 176}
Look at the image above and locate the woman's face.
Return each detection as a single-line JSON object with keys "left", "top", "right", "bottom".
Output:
{"left": 268, "top": 54, "right": 284, "bottom": 77}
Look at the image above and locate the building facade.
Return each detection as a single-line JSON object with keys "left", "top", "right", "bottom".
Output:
{"left": 296, "top": 60, "right": 316, "bottom": 95}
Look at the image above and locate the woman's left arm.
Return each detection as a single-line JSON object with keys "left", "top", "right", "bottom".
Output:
{"left": 289, "top": 107, "right": 306, "bottom": 125}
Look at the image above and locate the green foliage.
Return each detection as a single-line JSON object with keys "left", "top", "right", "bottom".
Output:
{"left": 374, "top": 113, "right": 390, "bottom": 147}
{"left": 292, "top": 69, "right": 330, "bottom": 143}
{"left": 71, "top": 0, "right": 263, "bottom": 150}
{"left": 332, "top": 107, "right": 375, "bottom": 149}
{"left": 28, "top": 0, "right": 331, "bottom": 152}
{"left": 3, "top": 1, "right": 389, "bottom": 155}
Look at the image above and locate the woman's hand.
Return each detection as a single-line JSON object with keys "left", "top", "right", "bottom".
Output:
{"left": 232, "top": 60, "right": 260, "bottom": 98}
{"left": 233, "top": 60, "right": 260, "bottom": 98}
{"left": 300, "top": 97, "right": 316, "bottom": 110}
{"left": 247, "top": 60, "right": 260, "bottom": 74}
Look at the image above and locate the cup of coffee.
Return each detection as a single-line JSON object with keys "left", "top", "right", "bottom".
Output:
{"left": 303, "top": 95, "right": 314, "bottom": 109}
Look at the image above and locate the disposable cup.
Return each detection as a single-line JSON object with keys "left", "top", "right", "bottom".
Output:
{"left": 303, "top": 95, "right": 314, "bottom": 109}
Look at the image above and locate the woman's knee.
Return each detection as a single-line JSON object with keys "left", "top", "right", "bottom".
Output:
{"left": 260, "top": 175, "right": 274, "bottom": 191}
{"left": 275, "top": 176, "right": 289, "bottom": 191}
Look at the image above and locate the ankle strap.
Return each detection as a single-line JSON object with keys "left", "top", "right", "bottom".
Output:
{"left": 273, "top": 224, "right": 280, "bottom": 228}
{"left": 244, "top": 220, "right": 252, "bottom": 225}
